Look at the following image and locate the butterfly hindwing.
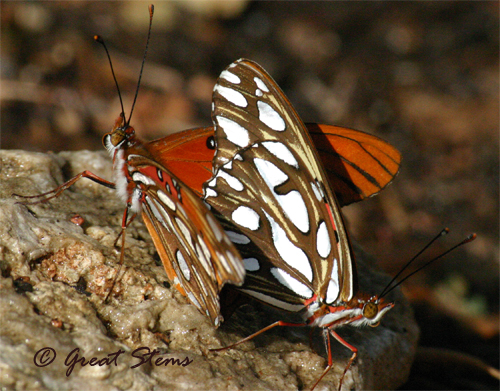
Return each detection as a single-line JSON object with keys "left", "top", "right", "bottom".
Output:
{"left": 206, "top": 141, "right": 345, "bottom": 309}
{"left": 128, "top": 154, "right": 244, "bottom": 326}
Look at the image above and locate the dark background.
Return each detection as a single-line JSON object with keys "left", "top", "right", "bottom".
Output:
{"left": 2, "top": 1, "right": 498, "bottom": 388}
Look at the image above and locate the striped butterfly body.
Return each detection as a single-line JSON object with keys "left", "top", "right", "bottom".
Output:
{"left": 203, "top": 59, "right": 395, "bottom": 390}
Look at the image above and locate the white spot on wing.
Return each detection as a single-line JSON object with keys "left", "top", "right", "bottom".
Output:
{"left": 271, "top": 268, "right": 313, "bottom": 298}
{"left": 205, "top": 188, "right": 217, "bottom": 198}
{"left": 257, "top": 101, "right": 285, "bottom": 131}
{"left": 214, "top": 84, "right": 247, "bottom": 107}
{"left": 132, "top": 172, "right": 156, "bottom": 186}
{"left": 191, "top": 266, "right": 208, "bottom": 296}
{"left": 254, "top": 158, "right": 309, "bottom": 233}
{"left": 325, "top": 260, "right": 339, "bottom": 304}
{"left": 216, "top": 116, "right": 250, "bottom": 148}
{"left": 208, "top": 177, "right": 217, "bottom": 188}
{"left": 195, "top": 242, "right": 214, "bottom": 279}
{"left": 225, "top": 231, "right": 251, "bottom": 244}
{"left": 157, "top": 190, "right": 176, "bottom": 211}
{"left": 220, "top": 70, "right": 241, "bottom": 84}
{"left": 316, "top": 221, "right": 331, "bottom": 258}
{"left": 263, "top": 210, "right": 312, "bottom": 281}
{"left": 232, "top": 206, "right": 260, "bottom": 231}
{"left": 223, "top": 160, "right": 233, "bottom": 170}
{"left": 216, "top": 250, "right": 231, "bottom": 272}
{"left": 262, "top": 141, "right": 299, "bottom": 168}
{"left": 217, "top": 170, "right": 244, "bottom": 191}
{"left": 206, "top": 213, "right": 223, "bottom": 242}
{"left": 175, "top": 217, "right": 192, "bottom": 245}
{"left": 254, "top": 158, "right": 288, "bottom": 187}
{"left": 311, "top": 181, "right": 322, "bottom": 202}
{"left": 243, "top": 258, "right": 260, "bottom": 271}
{"left": 148, "top": 198, "right": 173, "bottom": 231}
{"left": 187, "top": 292, "right": 202, "bottom": 310}
{"left": 239, "top": 289, "right": 304, "bottom": 312}
{"left": 254, "top": 77, "right": 269, "bottom": 92}
{"left": 199, "top": 240, "right": 212, "bottom": 269}
{"left": 176, "top": 250, "right": 191, "bottom": 281}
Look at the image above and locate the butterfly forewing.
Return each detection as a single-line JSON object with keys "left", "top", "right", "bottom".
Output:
{"left": 207, "top": 59, "right": 357, "bottom": 306}
{"left": 145, "top": 127, "right": 215, "bottom": 197}
{"left": 307, "top": 124, "right": 401, "bottom": 205}
{"left": 127, "top": 153, "right": 244, "bottom": 326}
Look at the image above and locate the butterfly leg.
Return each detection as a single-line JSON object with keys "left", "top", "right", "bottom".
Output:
{"left": 112, "top": 212, "right": 138, "bottom": 247}
{"left": 210, "top": 320, "right": 306, "bottom": 352}
{"left": 104, "top": 203, "right": 133, "bottom": 302}
{"left": 13, "top": 170, "right": 116, "bottom": 204}
{"left": 331, "top": 329, "right": 357, "bottom": 391}
{"left": 309, "top": 328, "right": 357, "bottom": 391}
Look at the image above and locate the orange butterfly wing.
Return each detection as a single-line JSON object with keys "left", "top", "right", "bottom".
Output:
{"left": 146, "top": 124, "right": 401, "bottom": 204}
{"left": 307, "top": 124, "right": 401, "bottom": 205}
{"left": 145, "top": 127, "right": 214, "bottom": 196}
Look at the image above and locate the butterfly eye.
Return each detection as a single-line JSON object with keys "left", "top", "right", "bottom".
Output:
{"left": 206, "top": 135, "right": 216, "bottom": 150}
{"left": 363, "top": 301, "right": 379, "bottom": 319}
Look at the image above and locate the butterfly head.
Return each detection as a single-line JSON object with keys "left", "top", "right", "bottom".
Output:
{"left": 103, "top": 113, "right": 137, "bottom": 156}
{"left": 356, "top": 295, "right": 394, "bottom": 328}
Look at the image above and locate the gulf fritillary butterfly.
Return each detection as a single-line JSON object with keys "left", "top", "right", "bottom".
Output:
{"left": 202, "top": 58, "right": 396, "bottom": 390}
{"left": 14, "top": 6, "right": 246, "bottom": 328}
{"left": 14, "top": 7, "right": 401, "bottom": 335}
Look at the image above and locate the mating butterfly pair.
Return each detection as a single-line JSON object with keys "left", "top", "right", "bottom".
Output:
{"left": 16, "top": 13, "right": 400, "bottom": 388}
{"left": 18, "top": 59, "right": 399, "bottom": 390}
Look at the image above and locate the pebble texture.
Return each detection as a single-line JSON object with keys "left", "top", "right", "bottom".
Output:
{"left": 0, "top": 149, "right": 419, "bottom": 390}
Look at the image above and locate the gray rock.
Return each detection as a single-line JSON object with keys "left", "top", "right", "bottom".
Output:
{"left": 0, "top": 149, "right": 418, "bottom": 390}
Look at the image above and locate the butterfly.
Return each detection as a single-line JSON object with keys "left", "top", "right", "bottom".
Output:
{"left": 14, "top": 6, "right": 245, "bottom": 328}
{"left": 14, "top": 7, "right": 399, "bottom": 332}
{"left": 202, "top": 58, "right": 396, "bottom": 390}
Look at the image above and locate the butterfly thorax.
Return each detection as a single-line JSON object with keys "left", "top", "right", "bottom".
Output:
{"left": 304, "top": 293, "right": 393, "bottom": 329}
{"left": 102, "top": 115, "right": 151, "bottom": 212}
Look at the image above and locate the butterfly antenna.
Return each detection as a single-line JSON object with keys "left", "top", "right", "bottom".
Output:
{"left": 94, "top": 35, "right": 126, "bottom": 119}
{"left": 380, "top": 232, "right": 476, "bottom": 299}
{"left": 127, "top": 4, "right": 154, "bottom": 126}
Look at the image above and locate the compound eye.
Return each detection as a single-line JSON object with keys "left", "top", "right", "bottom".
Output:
{"left": 363, "top": 302, "right": 378, "bottom": 319}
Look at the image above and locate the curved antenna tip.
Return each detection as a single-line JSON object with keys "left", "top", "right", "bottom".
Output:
{"left": 442, "top": 227, "right": 450, "bottom": 235}
{"left": 94, "top": 35, "right": 103, "bottom": 43}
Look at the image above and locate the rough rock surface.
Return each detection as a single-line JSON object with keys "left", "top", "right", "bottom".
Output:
{"left": 0, "top": 149, "right": 419, "bottom": 390}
